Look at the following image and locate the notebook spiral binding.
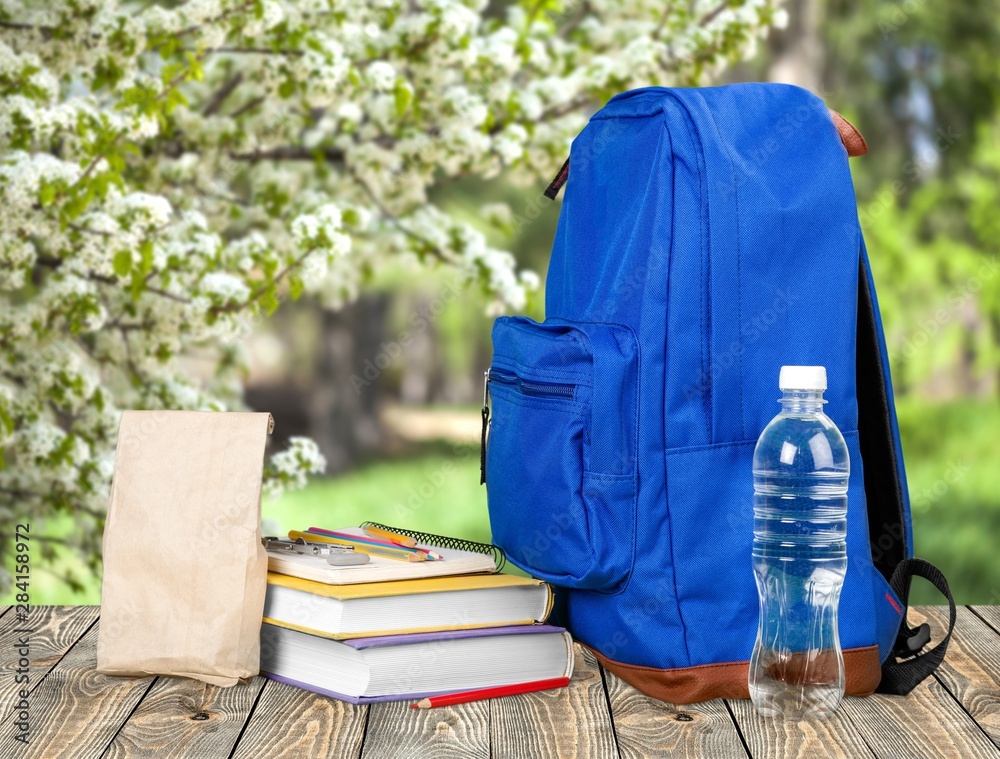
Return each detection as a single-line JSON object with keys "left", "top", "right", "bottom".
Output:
{"left": 360, "top": 522, "right": 506, "bottom": 572}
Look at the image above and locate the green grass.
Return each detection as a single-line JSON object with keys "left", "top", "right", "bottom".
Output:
{"left": 261, "top": 441, "right": 491, "bottom": 547}
{"left": 5, "top": 401, "right": 998, "bottom": 606}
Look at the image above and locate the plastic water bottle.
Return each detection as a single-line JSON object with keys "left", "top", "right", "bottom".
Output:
{"left": 748, "top": 366, "right": 849, "bottom": 719}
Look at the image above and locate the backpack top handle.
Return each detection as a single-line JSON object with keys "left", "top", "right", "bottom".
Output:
{"left": 544, "top": 107, "right": 867, "bottom": 200}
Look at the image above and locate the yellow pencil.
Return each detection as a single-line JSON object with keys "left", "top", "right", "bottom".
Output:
{"left": 287, "top": 531, "right": 426, "bottom": 562}
{"left": 363, "top": 525, "right": 417, "bottom": 548}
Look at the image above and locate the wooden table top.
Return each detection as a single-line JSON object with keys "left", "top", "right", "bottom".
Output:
{"left": 0, "top": 605, "right": 996, "bottom": 758}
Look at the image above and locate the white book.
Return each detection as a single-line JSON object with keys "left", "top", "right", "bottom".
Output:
{"left": 260, "top": 622, "right": 574, "bottom": 703}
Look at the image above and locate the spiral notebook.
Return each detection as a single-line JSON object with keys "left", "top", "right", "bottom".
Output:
{"left": 265, "top": 524, "right": 503, "bottom": 585}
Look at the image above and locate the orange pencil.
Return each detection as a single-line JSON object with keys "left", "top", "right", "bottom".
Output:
{"left": 363, "top": 525, "right": 417, "bottom": 548}
{"left": 410, "top": 677, "right": 571, "bottom": 709}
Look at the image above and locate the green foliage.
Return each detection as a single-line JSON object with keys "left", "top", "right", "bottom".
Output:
{"left": 11, "top": 395, "right": 1000, "bottom": 606}
{"left": 824, "top": 0, "right": 1000, "bottom": 197}
{"left": 863, "top": 112, "right": 1000, "bottom": 395}
{"left": 898, "top": 399, "right": 1000, "bottom": 604}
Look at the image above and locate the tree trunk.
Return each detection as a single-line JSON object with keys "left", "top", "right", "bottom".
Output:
{"left": 309, "top": 293, "right": 392, "bottom": 474}
{"left": 768, "top": 0, "right": 824, "bottom": 93}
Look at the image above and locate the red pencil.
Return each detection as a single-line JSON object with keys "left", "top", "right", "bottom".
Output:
{"left": 409, "top": 677, "right": 571, "bottom": 709}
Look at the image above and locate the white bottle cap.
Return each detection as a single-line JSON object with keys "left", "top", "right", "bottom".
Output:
{"left": 778, "top": 365, "right": 827, "bottom": 391}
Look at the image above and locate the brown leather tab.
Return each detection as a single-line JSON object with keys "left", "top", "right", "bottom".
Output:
{"left": 829, "top": 110, "right": 868, "bottom": 157}
{"left": 587, "top": 644, "right": 882, "bottom": 704}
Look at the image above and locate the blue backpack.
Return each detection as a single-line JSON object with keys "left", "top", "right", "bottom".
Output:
{"left": 483, "top": 84, "right": 954, "bottom": 703}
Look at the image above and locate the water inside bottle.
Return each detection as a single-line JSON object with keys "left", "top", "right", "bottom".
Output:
{"left": 749, "top": 495, "right": 847, "bottom": 719}
{"left": 749, "top": 376, "right": 850, "bottom": 720}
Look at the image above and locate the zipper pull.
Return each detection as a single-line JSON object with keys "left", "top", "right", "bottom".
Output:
{"left": 480, "top": 369, "right": 490, "bottom": 485}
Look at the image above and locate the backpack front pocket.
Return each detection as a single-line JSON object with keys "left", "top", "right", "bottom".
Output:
{"left": 485, "top": 317, "right": 638, "bottom": 592}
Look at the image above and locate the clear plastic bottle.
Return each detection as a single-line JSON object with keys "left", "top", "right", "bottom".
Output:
{"left": 748, "top": 366, "right": 849, "bottom": 719}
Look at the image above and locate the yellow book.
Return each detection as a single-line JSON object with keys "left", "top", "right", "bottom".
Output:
{"left": 263, "top": 572, "right": 555, "bottom": 640}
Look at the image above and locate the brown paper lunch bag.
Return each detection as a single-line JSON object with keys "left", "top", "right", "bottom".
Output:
{"left": 97, "top": 410, "right": 274, "bottom": 686}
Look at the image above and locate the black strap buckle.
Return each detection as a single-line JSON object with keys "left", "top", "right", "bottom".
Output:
{"left": 878, "top": 558, "right": 955, "bottom": 695}
{"left": 895, "top": 622, "right": 932, "bottom": 658}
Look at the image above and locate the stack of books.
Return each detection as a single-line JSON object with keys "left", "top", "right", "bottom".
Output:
{"left": 259, "top": 525, "right": 574, "bottom": 704}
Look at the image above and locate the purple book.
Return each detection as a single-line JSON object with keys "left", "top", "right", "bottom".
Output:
{"left": 260, "top": 624, "right": 573, "bottom": 704}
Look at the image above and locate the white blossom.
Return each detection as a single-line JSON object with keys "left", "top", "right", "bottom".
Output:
{"left": 200, "top": 272, "right": 252, "bottom": 303}
{"left": 336, "top": 101, "right": 362, "bottom": 124}
{"left": 0, "top": 0, "right": 779, "bottom": 594}
{"left": 366, "top": 61, "right": 396, "bottom": 91}
{"left": 519, "top": 270, "right": 541, "bottom": 292}
{"left": 291, "top": 204, "right": 350, "bottom": 259}
{"left": 264, "top": 436, "right": 327, "bottom": 499}
{"left": 109, "top": 192, "right": 173, "bottom": 229}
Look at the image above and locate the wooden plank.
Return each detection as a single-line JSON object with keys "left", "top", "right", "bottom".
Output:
{"left": 0, "top": 618, "right": 156, "bottom": 758}
{"left": 102, "top": 675, "right": 268, "bottom": 758}
{"left": 232, "top": 679, "right": 367, "bottom": 759}
{"left": 727, "top": 696, "right": 875, "bottom": 758}
{"left": 604, "top": 668, "right": 747, "bottom": 759}
{"left": 970, "top": 606, "right": 1000, "bottom": 638}
{"left": 362, "top": 700, "right": 489, "bottom": 759}
{"left": 921, "top": 605, "right": 1000, "bottom": 749}
{"left": 730, "top": 606, "right": 1000, "bottom": 759}
{"left": 490, "top": 644, "right": 617, "bottom": 759}
{"left": 840, "top": 678, "right": 999, "bottom": 758}
{"left": 0, "top": 606, "right": 99, "bottom": 718}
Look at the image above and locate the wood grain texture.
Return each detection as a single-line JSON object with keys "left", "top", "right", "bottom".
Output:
{"left": 971, "top": 606, "right": 1000, "bottom": 638}
{"left": 727, "top": 697, "right": 875, "bottom": 758}
{"left": 231, "top": 679, "right": 367, "bottom": 759}
{"left": 840, "top": 678, "right": 1000, "bottom": 759}
{"left": 5, "top": 605, "right": 1000, "bottom": 759}
{"left": 102, "top": 674, "right": 267, "bottom": 758}
{"left": 604, "top": 666, "right": 747, "bottom": 759}
{"left": 363, "top": 699, "right": 489, "bottom": 759}
{"left": 0, "top": 619, "right": 156, "bottom": 759}
{"left": 490, "top": 644, "right": 617, "bottom": 759}
{"left": 0, "top": 606, "right": 99, "bottom": 718}
{"left": 922, "top": 606, "right": 1000, "bottom": 749}
{"left": 730, "top": 604, "right": 1000, "bottom": 759}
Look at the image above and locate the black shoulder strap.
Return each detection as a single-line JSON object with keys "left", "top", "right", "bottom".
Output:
{"left": 877, "top": 558, "right": 956, "bottom": 695}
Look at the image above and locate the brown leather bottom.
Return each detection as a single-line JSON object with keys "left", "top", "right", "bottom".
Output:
{"left": 586, "top": 644, "right": 882, "bottom": 704}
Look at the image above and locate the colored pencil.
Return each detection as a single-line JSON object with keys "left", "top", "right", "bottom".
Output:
{"left": 308, "top": 526, "right": 443, "bottom": 561}
{"left": 287, "top": 531, "right": 426, "bottom": 562}
{"left": 299, "top": 532, "right": 424, "bottom": 562}
{"left": 363, "top": 524, "right": 417, "bottom": 547}
{"left": 306, "top": 527, "right": 417, "bottom": 551}
{"left": 305, "top": 528, "right": 420, "bottom": 552}
{"left": 409, "top": 677, "right": 571, "bottom": 709}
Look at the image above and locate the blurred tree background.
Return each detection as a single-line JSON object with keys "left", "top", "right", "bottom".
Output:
{"left": 0, "top": 0, "right": 779, "bottom": 601}
{"left": 8, "top": 0, "right": 998, "bottom": 606}
{"left": 273, "top": 0, "right": 1000, "bottom": 606}
{"left": 750, "top": 0, "right": 1000, "bottom": 604}
{"left": 271, "top": 0, "right": 1000, "bottom": 606}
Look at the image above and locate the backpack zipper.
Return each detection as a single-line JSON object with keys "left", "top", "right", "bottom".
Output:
{"left": 480, "top": 368, "right": 578, "bottom": 484}
{"left": 480, "top": 369, "right": 490, "bottom": 485}
{"left": 487, "top": 368, "right": 576, "bottom": 399}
